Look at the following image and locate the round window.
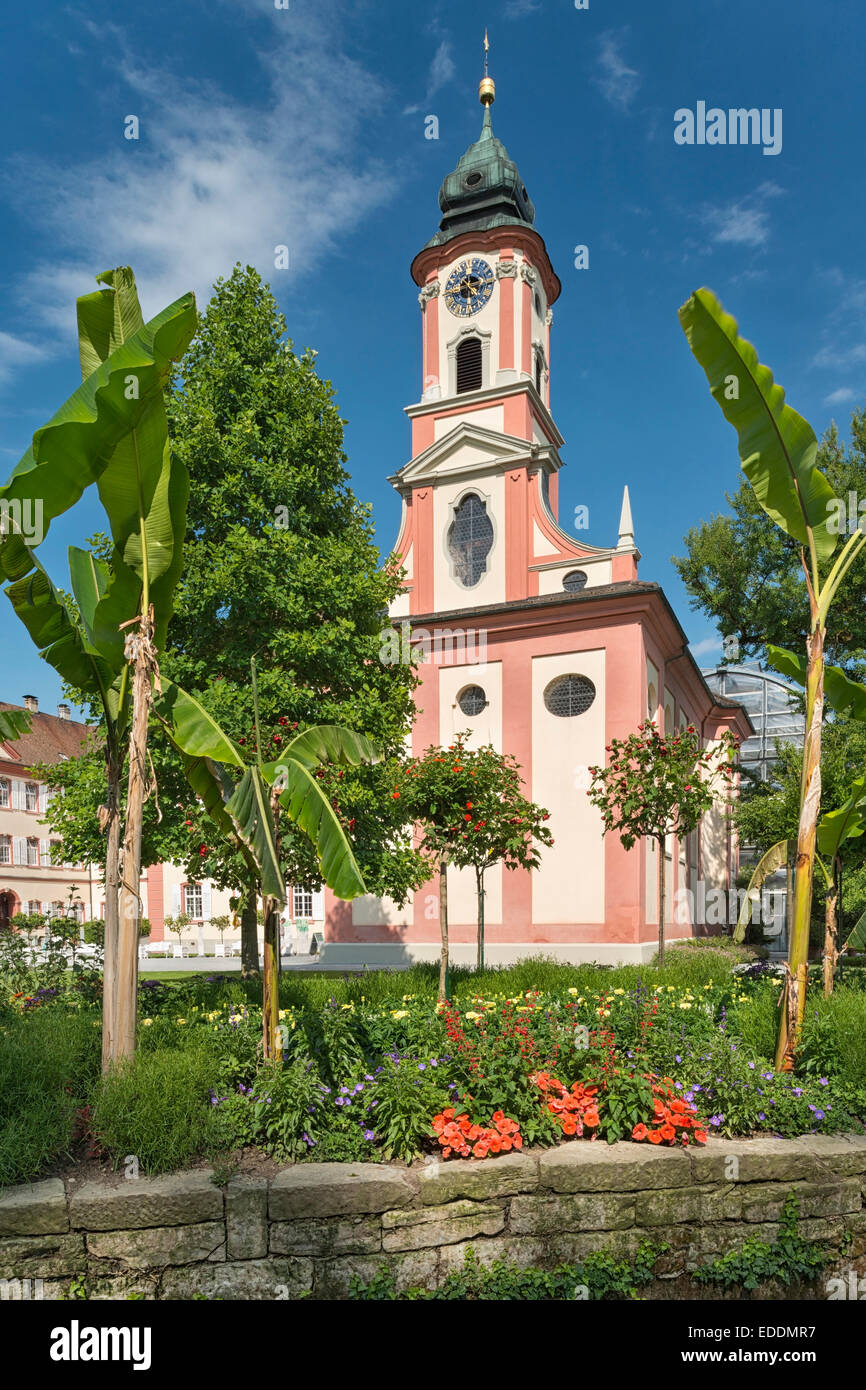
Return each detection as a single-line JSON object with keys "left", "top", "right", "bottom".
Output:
{"left": 465, "top": 171, "right": 483, "bottom": 187}
{"left": 543, "top": 674, "right": 596, "bottom": 718}
{"left": 457, "top": 685, "right": 487, "bottom": 716}
{"left": 562, "top": 570, "right": 588, "bottom": 593}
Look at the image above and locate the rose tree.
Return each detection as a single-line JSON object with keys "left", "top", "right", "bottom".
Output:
{"left": 398, "top": 735, "right": 553, "bottom": 990}
{"left": 587, "top": 721, "right": 736, "bottom": 963}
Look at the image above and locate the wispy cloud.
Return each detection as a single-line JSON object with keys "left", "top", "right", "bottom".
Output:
{"left": 689, "top": 637, "right": 722, "bottom": 660}
{"left": 700, "top": 182, "right": 783, "bottom": 249}
{"left": 824, "top": 387, "right": 858, "bottom": 406}
{"left": 0, "top": 331, "right": 49, "bottom": 386}
{"left": 403, "top": 36, "right": 456, "bottom": 113}
{"left": 2, "top": 5, "right": 395, "bottom": 354}
{"left": 595, "top": 31, "right": 640, "bottom": 111}
{"left": 504, "top": 0, "right": 542, "bottom": 18}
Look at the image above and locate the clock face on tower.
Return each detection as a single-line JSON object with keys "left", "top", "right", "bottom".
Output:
{"left": 443, "top": 258, "right": 495, "bottom": 317}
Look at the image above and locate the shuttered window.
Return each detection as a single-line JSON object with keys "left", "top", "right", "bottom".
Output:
{"left": 456, "top": 336, "right": 483, "bottom": 394}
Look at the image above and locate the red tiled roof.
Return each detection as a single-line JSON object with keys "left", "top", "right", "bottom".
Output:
{"left": 0, "top": 701, "right": 93, "bottom": 768}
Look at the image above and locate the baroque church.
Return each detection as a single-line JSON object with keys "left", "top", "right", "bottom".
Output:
{"left": 321, "top": 62, "right": 752, "bottom": 967}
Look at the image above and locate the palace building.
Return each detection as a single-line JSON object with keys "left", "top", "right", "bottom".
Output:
{"left": 320, "top": 65, "right": 753, "bottom": 967}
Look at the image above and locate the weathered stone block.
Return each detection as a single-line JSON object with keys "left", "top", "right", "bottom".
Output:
{"left": 270, "top": 1215, "right": 381, "bottom": 1257}
{"left": 383, "top": 1199, "right": 505, "bottom": 1251}
{"left": 70, "top": 1172, "right": 223, "bottom": 1231}
{"left": 690, "top": 1137, "right": 826, "bottom": 1185}
{"left": 0, "top": 1232, "right": 85, "bottom": 1279}
{"left": 0, "top": 1180, "right": 68, "bottom": 1236}
{"left": 539, "top": 1142, "right": 690, "bottom": 1193}
{"left": 313, "top": 1248, "right": 437, "bottom": 1299}
{"left": 510, "top": 1191, "right": 634, "bottom": 1235}
{"left": 738, "top": 1180, "right": 862, "bottom": 1224}
{"left": 418, "top": 1152, "right": 537, "bottom": 1205}
{"left": 226, "top": 1176, "right": 267, "bottom": 1261}
{"left": 803, "top": 1134, "right": 866, "bottom": 1176}
{"left": 438, "top": 1235, "right": 547, "bottom": 1276}
{"left": 161, "top": 1258, "right": 313, "bottom": 1300}
{"left": 269, "top": 1164, "right": 413, "bottom": 1221}
{"left": 85, "top": 1272, "right": 161, "bottom": 1301}
{"left": 86, "top": 1220, "right": 225, "bottom": 1269}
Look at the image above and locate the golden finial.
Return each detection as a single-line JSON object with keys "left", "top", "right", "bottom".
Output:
{"left": 479, "top": 29, "right": 495, "bottom": 107}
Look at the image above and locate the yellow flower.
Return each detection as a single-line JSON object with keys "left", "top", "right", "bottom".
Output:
{"left": 176, "top": 1018, "right": 186, "bottom": 1025}
{"left": 567, "top": 988, "right": 578, "bottom": 996}
{"left": 391, "top": 1009, "right": 409, "bottom": 1020}
{"left": 142, "top": 1018, "right": 153, "bottom": 1026}
{"left": 465, "top": 1011, "right": 481, "bottom": 1021}
{"left": 613, "top": 988, "right": 625, "bottom": 996}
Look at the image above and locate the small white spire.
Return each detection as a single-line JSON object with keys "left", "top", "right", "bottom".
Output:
{"left": 617, "top": 484, "right": 635, "bottom": 550}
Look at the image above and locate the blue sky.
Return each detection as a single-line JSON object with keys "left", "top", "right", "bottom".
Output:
{"left": 1, "top": 0, "right": 864, "bottom": 715}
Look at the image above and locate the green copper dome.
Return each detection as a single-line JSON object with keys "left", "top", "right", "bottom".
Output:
{"left": 424, "top": 104, "right": 535, "bottom": 249}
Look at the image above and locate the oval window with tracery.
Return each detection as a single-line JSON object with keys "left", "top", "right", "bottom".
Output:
{"left": 448, "top": 493, "right": 493, "bottom": 587}
{"left": 543, "top": 674, "right": 596, "bottom": 718}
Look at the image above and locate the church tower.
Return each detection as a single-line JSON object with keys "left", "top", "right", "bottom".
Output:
{"left": 390, "top": 44, "right": 638, "bottom": 618}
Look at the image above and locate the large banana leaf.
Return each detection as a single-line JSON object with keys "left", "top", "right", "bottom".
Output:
{"left": 733, "top": 839, "right": 791, "bottom": 943}
{"left": 276, "top": 758, "right": 367, "bottom": 900}
{"left": 0, "top": 287, "right": 196, "bottom": 583}
{"left": 263, "top": 725, "right": 380, "bottom": 774}
{"left": 179, "top": 753, "right": 241, "bottom": 845}
{"left": 156, "top": 680, "right": 245, "bottom": 766}
{"left": 75, "top": 269, "right": 192, "bottom": 660}
{"left": 679, "top": 289, "right": 838, "bottom": 563}
{"left": 816, "top": 775, "right": 866, "bottom": 858}
{"left": 843, "top": 907, "right": 866, "bottom": 953}
{"left": 226, "top": 765, "right": 285, "bottom": 904}
{"left": 5, "top": 550, "right": 119, "bottom": 718}
{"left": 766, "top": 645, "right": 866, "bottom": 721}
{"left": 0, "top": 709, "right": 32, "bottom": 743}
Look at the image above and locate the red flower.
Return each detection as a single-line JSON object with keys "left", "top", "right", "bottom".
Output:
{"left": 632, "top": 1123, "right": 648, "bottom": 1141}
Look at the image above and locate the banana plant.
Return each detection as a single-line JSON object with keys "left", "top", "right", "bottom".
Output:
{"left": 815, "top": 776, "right": 866, "bottom": 995}
{"left": 679, "top": 288, "right": 866, "bottom": 1070}
{"left": 155, "top": 665, "right": 378, "bottom": 1060}
{"left": 0, "top": 709, "right": 32, "bottom": 742}
{"left": 1, "top": 267, "right": 196, "bottom": 1067}
{"left": 732, "top": 839, "right": 792, "bottom": 945}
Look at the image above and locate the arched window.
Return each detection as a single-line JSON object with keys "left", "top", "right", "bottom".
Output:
{"left": 448, "top": 494, "right": 494, "bottom": 587}
{"left": 456, "top": 336, "right": 483, "bottom": 394}
{"left": 535, "top": 351, "right": 544, "bottom": 395}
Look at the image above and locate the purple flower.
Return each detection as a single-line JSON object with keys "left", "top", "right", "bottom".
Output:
{"left": 819, "top": 1077, "right": 829, "bottom": 1087}
{"left": 675, "top": 1055, "right": 682, "bottom": 1064}
{"left": 792, "top": 1087, "right": 803, "bottom": 1097}
{"left": 363, "top": 1130, "right": 375, "bottom": 1141}
{"left": 757, "top": 1113, "right": 766, "bottom": 1122}
{"left": 418, "top": 1063, "right": 426, "bottom": 1072}
{"left": 709, "top": 1114, "right": 724, "bottom": 1127}
{"left": 813, "top": 1109, "right": 826, "bottom": 1121}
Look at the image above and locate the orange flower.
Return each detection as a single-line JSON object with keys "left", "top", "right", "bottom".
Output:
{"left": 659, "top": 1123, "right": 676, "bottom": 1143}
{"left": 632, "top": 1123, "right": 648, "bottom": 1141}
{"left": 693, "top": 1129, "right": 708, "bottom": 1144}
{"left": 647, "top": 1129, "right": 663, "bottom": 1144}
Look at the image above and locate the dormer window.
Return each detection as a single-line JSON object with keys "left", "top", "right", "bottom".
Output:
{"left": 456, "top": 336, "right": 483, "bottom": 394}
{"left": 448, "top": 493, "right": 493, "bottom": 587}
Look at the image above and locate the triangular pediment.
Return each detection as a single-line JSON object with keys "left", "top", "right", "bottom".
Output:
{"left": 390, "top": 422, "right": 558, "bottom": 490}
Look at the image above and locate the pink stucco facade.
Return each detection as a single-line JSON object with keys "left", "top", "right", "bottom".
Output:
{"left": 321, "top": 119, "right": 751, "bottom": 967}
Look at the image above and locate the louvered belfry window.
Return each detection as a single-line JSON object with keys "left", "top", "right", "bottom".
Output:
{"left": 448, "top": 493, "right": 493, "bottom": 587}
{"left": 456, "top": 336, "right": 483, "bottom": 394}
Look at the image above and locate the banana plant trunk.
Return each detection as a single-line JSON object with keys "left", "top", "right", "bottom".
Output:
{"left": 823, "top": 856, "right": 840, "bottom": 998}
{"left": 475, "top": 866, "right": 485, "bottom": 971}
{"left": 241, "top": 877, "right": 259, "bottom": 977}
{"left": 775, "top": 619, "right": 825, "bottom": 1070}
{"left": 114, "top": 607, "right": 156, "bottom": 1062}
{"left": 439, "top": 860, "right": 449, "bottom": 1002}
{"left": 262, "top": 897, "right": 282, "bottom": 1061}
{"left": 100, "top": 754, "right": 122, "bottom": 1072}
{"left": 657, "top": 834, "right": 667, "bottom": 965}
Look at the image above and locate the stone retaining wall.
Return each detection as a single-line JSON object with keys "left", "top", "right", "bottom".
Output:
{"left": 2, "top": 1135, "right": 866, "bottom": 1300}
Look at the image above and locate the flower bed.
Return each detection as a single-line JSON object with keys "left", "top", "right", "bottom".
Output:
{"left": 2, "top": 951, "right": 866, "bottom": 1184}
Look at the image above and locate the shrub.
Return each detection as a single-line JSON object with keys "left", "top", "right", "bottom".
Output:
{"left": 91, "top": 1049, "right": 220, "bottom": 1174}
{"left": 0, "top": 1011, "right": 100, "bottom": 1187}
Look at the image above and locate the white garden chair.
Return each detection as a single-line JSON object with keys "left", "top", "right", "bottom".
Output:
{"left": 215, "top": 943, "right": 226, "bottom": 957}
{"left": 172, "top": 943, "right": 185, "bottom": 959}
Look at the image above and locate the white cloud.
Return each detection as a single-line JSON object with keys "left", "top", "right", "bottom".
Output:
{"left": 700, "top": 183, "right": 783, "bottom": 250}
{"left": 824, "top": 387, "right": 857, "bottom": 405}
{"left": 689, "top": 637, "right": 722, "bottom": 659}
{"left": 813, "top": 344, "right": 866, "bottom": 369}
{"left": 3, "top": 5, "right": 395, "bottom": 349}
{"left": 403, "top": 36, "right": 456, "bottom": 113}
{"left": 595, "top": 31, "right": 640, "bottom": 111}
{"left": 504, "top": 0, "right": 542, "bottom": 18}
{"left": 0, "top": 331, "right": 49, "bottom": 386}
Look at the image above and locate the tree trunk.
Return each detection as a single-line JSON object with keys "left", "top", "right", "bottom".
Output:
{"left": 438, "top": 860, "right": 449, "bottom": 1002}
{"left": 475, "top": 866, "right": 485, "bottom": 972}
{"left": 262, "top": 897, "right": 282, "bottom": 1061}
{"left": 657, "top": 834, "right": 666, "bottom": 965}
{"left": 775, "top": 621, "right": 824, "bottom": 1071}
{"left": 823, "top": 857, "right": 839, "bottom": 998}
{"left": 101, "top": 752, "right": 122, "bottom": 1073}
{"left": 114, "top": 607, "right": 157, "bottom": 1064}
{"left": 241, "top": 877, "right": 259, "bottom": 977}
